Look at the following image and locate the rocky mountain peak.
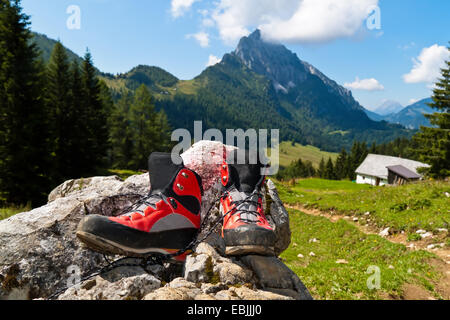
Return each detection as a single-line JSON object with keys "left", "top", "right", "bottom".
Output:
{"left": 248, "top": 28, "right": 262, "bottom": 41}
{"left": 232, "top": 30, "right": 363, "bottom": 111}
{"left": 233, "top": 30, "right": 308, "bottom": 93}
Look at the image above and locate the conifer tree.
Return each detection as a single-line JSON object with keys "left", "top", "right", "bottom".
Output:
{"left": 129, "top": 85, "right": 159, "bottom": 170}
{"left": 413, "top": 47, "right": 450, "bottom": 178}
{"left": 324, "top": 158, "right": 336, "bottom": 180}
{"left": 0, "top": 0, "right": 51, "bottom": 206}
{"left": 304, "top": 161, "right": 316, "bottom": 178}
{"left": 68, "top": 60, "right": 86, "bottom": 178}
{"left": 79, "top": 50, "right": 109, "bottom": 175}
{"left": 335, "top": 149, "right": 348, "bottom": 180}
{"left": 46, "top": 41, "right": 74, "bottom": 182}
{"left": 109, "top": 93, "right": 134, "bottom": 169}
{"left": 318, "top": 158, "right": 326, "bottom": 179}
{"left": 155, "top": 109, "right": 173, "bottom": 152}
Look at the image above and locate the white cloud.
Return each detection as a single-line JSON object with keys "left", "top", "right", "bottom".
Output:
{"left": 186, "top": 31, "right": 210, "bottom": 47}
{"left": 403, "top": 44, "right": 449, "bottom": 84}
{"left": 344, "top": 77, "right": 384, "bottom": 91}
{"left": 171, "top": 0, "right": 199, "bottom": 18}
{"left": 206, "top": 55, "right": 221, "bottom": 67}
{"left": 207, "top": 0, "right": 379, "bottom": 45}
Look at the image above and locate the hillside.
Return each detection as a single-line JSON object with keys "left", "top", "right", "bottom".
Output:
{"left": 271, "top": 141, "right": 338, "bottom": 168}
{"left": 162, "top": 31, "right": 412, "bottom": 151}
{"left": 33, "top": 29, "right": 413, "bottom": 152}
{"left": 31, "top": 32, "right": 84, "bottom": 65}
{"left": 364, "top": 108, "right": 386, "bottom": 122}
{"left": 31, "top": 32, "right": 105, "bottom": 76}
{"left": 276, "top": 178, "right": 450, "bottom": 299}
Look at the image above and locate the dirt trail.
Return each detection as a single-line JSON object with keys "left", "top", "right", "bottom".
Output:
{"left": 285, "top": 203, "right": 450, "bottom": 300}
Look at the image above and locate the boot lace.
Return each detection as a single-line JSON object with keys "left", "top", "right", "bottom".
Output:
{"left": 121, "top": 192, "right": 168, "bottom": 218}
{"left": 223, "top": 190, "right": 264, "bottom": 224}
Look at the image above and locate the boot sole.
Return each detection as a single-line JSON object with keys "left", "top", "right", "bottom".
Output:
{"left": 225, "top": 245, "right": 275, "bottom": 256}
{"left": 76, "top": 231, "right": 190, "bottom": 263}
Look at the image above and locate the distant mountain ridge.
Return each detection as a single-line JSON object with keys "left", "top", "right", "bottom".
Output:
{"left": 384, "top": 98, "right": 435, "bottom": 129}
{"left": 32, "top": 29, "right": 412, "bottom": 152}
{"left": 31, "top": 32, "right": 105, "bottom": 75}
{"left": 364, "top": 98, "right": 435, "bottom": 129}
{"left": 372, "top": 100, "right": 404, "bottom": 116}
{"left": 31, "top": 32, "right": 83, "bottom": 65}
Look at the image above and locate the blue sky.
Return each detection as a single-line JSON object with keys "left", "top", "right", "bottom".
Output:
{"left": 21, "top": 0, "right": 450, "bottom": 111}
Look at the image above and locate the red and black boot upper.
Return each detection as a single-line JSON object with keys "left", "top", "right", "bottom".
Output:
{"left": 76, "top": 152, "right": 203, "bottom": 261}
{"left": 220, "top": 150, "right": 276, "bottom": 256}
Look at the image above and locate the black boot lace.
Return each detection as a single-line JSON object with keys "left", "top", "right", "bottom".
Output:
{"left": 223, "top": 190, "right": 264, "bottom": 225}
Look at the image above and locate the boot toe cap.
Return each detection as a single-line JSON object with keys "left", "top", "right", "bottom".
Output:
{"left": 224, "top": 224, "right": 276, "bottom": 247}
{"left": 77, "top": 215, "right": 111, "bottom": 235}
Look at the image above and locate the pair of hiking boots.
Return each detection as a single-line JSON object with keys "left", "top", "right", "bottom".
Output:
{"left": 76, "top": 151, "right": 276, "bottom": 262}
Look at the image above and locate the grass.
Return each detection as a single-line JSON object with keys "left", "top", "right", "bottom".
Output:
{"left": 96, "top": 168, "right": 143, "bottom": 180}
{"left": 328, "top": 130, "right": 350, "bottom": 136}
{"left": 281, "top": 208, "right": 440, "bottom": 299}
{"left": 276, "top": 178, "right": 450, "bottom": 234}
{"left": 0, "top": 204, "right": 30, "bottom": 221}
{"left": 268, "top": 141, "right": 338, "bottom": 169}
{"left": 175, "top": 80, "right": 200, "bottom": 95}
{"left": 107, "top": 169, "right": 143, "bottom": 180}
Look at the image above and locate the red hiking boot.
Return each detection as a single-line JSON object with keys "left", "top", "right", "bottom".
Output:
{"left": 220, "top": 150, "right": 275, "bottom": 256}
{"left": 76, "top": 152, "right": 203, "bottom": 262}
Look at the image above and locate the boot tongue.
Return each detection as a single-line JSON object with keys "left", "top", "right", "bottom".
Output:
{"left": 227, "top": 150, "right": 264, "bottom": 193}
{"left": 148, "top": 152, "right": 184, "bottom": 193}
{"left": 233, "top": 163, "right": 264, "bottom": 193}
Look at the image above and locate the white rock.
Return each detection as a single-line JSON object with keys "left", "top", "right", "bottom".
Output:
{"left": 379, "top": 227, "right": 390, "bottom": 237}
{"left": 181, "top": 140, "right": 237, "bottom": 192}
{"left": 427, "top": 243, "right": 445, "bottom": 250}
{"left": 297, "top": 254, "right": 304, "bottom": 259}
{"left": 420, "top": 232, "right": 433, "bottom": 239}
{"left": 309, "top": 252, "right": 316, "bottom": 257}
{"left": 335, "top": 259, "right": 348, "bottom": 264}
{"left": 416, "top": 229, "right": 426, "bottom": 234}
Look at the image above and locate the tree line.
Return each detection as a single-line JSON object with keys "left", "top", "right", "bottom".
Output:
{"left": 276, "top": 136, "right": 431, "bottom": 181}
{"left": 0, "top": 0, "right": 171, "bottom": 207}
